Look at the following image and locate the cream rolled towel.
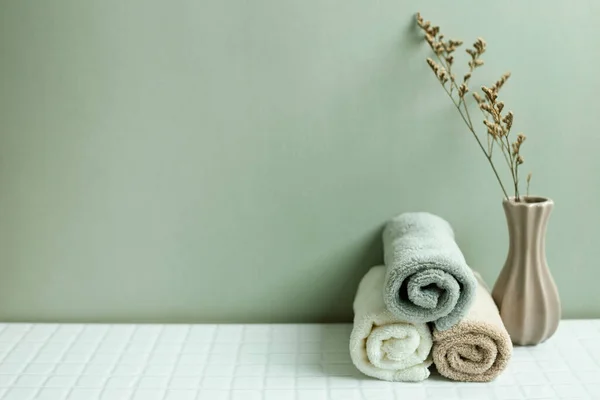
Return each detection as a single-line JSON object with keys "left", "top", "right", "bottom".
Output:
{"left": 350, "top": 266, "right": 432, "bottom": 382}
{"left": 432, "top": 272, "right": 512, "bottom": 382}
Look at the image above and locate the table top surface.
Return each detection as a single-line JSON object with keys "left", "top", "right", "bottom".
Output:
{"left": 0, "top": 320, "right": 597, "bottom": 400}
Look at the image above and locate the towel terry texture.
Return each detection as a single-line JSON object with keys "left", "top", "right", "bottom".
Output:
{"left": 383, "top": 212, "right": 477, "bottom": 331}
{"left": 432, "top": 272, "right": 512, "bottom": 382}
{"left": 350, "top": 266, "right": 433, "bottom": 382}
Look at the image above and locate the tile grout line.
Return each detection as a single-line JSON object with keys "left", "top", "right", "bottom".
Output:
{"left": 29, "top": 324, "right": 85, "bottom": 400}
{"left": 1, "top": 324, "right": 52, "bottom": 400}
{"left": 260, "top": 325, "right": 272, "bottom": 400}
{"left": 0, "top": 324, "right": 35, "bottom": 365}
{"left": 159, "top": 325, "right": 192, "bottom": 400}
{"left": 227, "top": 325, "right": 244, "bottom": 400}
{"left": 92, "top": 325, "right": 137, "bottom": 400}
{"left": 324, "top": 327, "right": 333, "bottom": 400}
{"left": 126, "top": 325, "right": 164, "bottom": 400}
{"left": 294, "top": 326, "right": 300, "bottom": 399}
{"left": 194, "top": 324, "right": 219, "bottom": 400}
{"left": 67, "top": 324, "right": 114, "bottom": 398}
{"left": 0, "top": 323, "right": 13, "bottom": 364}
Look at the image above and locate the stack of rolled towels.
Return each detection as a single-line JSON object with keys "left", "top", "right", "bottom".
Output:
{"left": 350, "top": 212, "right": 512, "bottom": 382}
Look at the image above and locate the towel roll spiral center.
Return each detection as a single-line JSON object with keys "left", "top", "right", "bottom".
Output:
{"left": 406, "top": 269, "right": 461, "bottom": 313}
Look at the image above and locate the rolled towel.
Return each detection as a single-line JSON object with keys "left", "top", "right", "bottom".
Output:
{"left": 350, "top": 266, "right": 432, "bottom": 382}
{"left": 432, "top": 272, "right": 512, "bottom": 382}
{"left": 383, "top": 212, "right": 477, "bottom": 331}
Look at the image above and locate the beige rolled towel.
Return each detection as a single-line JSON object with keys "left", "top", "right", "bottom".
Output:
{"left": 432, "top": 272, "right": 512, "bottom": 382}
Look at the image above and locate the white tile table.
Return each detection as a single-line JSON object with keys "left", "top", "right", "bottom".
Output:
{"left": 0, "top": 320, "right": 597, "bottom": 399}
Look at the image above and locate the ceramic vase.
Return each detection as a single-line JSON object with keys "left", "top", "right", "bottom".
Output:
{"left": 491, "top": 196, "right": 560, "bottom": 345}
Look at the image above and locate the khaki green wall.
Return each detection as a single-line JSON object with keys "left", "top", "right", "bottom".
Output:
{"left": 0, "top": 1, "right": 597, "bottom": 322}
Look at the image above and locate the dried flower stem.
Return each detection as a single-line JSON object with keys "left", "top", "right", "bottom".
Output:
{"left": 417, "top": 12, "right": 530, "bottom": 201}
{"left": 427, "top": 43, "right": 508, "bottom": 198}
{"left": 477, "top": 105, "right": 516, "bottom": 196}
{"left": 505, "top": 135, "right": 518, "bottom": 199}
{"left": 432, "top": 74, "right": 509, "bottom": 199}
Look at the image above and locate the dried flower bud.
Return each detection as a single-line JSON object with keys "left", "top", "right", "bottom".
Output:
{"left": 426, "top": 58, "right": 438, "bottom": 72}
{"left": 496, "top": 101, "right": 504, "bottom": 112}
{"left": 481, "top": 86, "right": 497, "bottom": 102}
{"left": 494, "top": 72, "right": 511, "bottom": 92}
{"left": 503, "top": 111, "right": 514, "bottom": 130}
{"left": 458, "top": 83, "right": 469, "bottom": 97}
{"left": 434, "top": 43, "right": 444, "bottom": 55}
{"left": 483, "top": 121, "right": 497, "bottom": 137}
{"left": 466, "top": 48, "right": 476, "bottom": 59}
{"left": 446, "top": 40, "right": 462, "bottom": 53}
{"left": 425, "top": 34, "right": 434, "bottom": 46}
{"left": 437, "top": 67, "right": 448, "bottom": 83}
{"left": 473, "top": 92, "right": 484, "bottom": 104}
{"left": 512, "top": 134, "right": 525, "bottom": 156}
{"left": 474, "top": 59, "right": 484, "bottom": 67}
{"left": 492, "top": 110, "right": 501, "bottom": 124}
{"left": 517, "top": 155, "right": 524, "bottom": 165}
{"left": 445, "top": 56, "right": 454, "bottom": 65}
{"left": 464, "top": 73, "right": 471, "bottom": 82}
{"left": 474, "top": 37, "right": 487, "bottom": 54}
{"left": 484, "top": 122, "right": 502, "bottom": 138}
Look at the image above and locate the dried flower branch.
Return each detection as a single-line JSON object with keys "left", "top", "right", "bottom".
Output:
{"left": 416, "top": 12, "right": 531, "bottom": 201}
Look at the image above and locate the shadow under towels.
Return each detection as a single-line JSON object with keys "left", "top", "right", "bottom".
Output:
{"left": 350, "top": 266, "right": 432, "bottom": 382}
{"left": 383, "top": 212, "right": 476, "bottom": 331}
{"left": 432, "top": 272, "right": 512, "bottom": 382}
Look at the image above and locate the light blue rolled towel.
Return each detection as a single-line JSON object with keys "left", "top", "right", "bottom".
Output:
{"left": 383, "top": 212, "right": 477, "bottom": 331}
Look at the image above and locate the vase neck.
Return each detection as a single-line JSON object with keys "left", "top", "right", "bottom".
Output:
{"left": 503, "top": 200, "right": 553, "bottom": 262}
